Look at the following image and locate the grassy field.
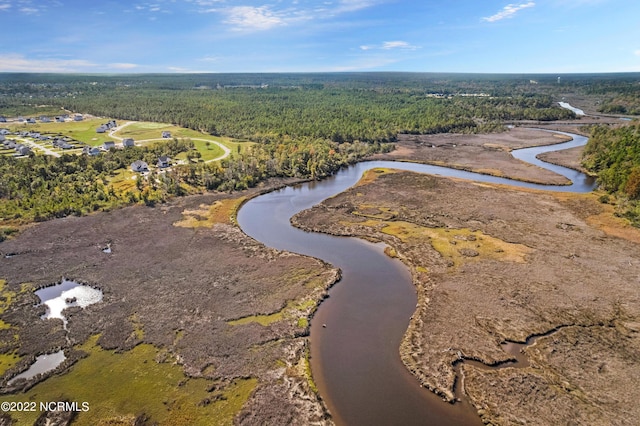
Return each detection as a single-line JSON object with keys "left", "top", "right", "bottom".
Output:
{"left": 0, "top": 335, "right": 257, "bottom": 425}
{"left": 174, "top": 139, "right": 225, "bottom": 162}
{"left": 4, "top": 119, "right": 251, "bottom": 160}
{"left": 5, "top": 119, "right": 115, "bottom": 146}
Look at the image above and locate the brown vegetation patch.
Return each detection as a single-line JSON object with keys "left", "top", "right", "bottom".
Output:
{"left": 0, "top": 189, "right": 335, "bottom": 424}
{"left": 292, "top": 169, "right": 640, "bottom": 425}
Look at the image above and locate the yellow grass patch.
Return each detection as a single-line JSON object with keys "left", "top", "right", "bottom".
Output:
{"left": 174, "top": 197, "right": 245, "bottom": 228}
{"left": 354, "top": 168, "right": 397, "bottom": 187}
{"left": 353, "top": 220, "right": 532, "bottom": 267}
{"left": 352, "top": 204, "right": 398, "bottom": 220}
{"left": 228, "top": 299, "right": 317, "bottom": 327}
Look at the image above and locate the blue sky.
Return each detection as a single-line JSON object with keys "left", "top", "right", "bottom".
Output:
{"left": 1, "top": 0, "right": 639, "bottom": 73}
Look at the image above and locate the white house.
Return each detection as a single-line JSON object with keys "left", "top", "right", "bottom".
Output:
{"left": 102, "top": 141, "right": 116, "bottom": 150}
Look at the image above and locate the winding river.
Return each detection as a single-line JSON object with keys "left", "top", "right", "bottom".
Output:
{"left": 237, "top": 130, "right": 595, "bottom": 425}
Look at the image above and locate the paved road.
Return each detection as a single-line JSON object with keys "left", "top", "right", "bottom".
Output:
{"left": 109, "top": 122, "right": 232, "bottom": 162}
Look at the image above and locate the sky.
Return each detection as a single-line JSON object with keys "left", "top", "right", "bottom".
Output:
{"left": 1, "top": 0, "right": 639, "bottom": 73}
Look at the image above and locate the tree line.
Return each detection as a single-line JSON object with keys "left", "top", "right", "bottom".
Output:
{"left": 583, "top": 124, "right": 640, "bottom": 226}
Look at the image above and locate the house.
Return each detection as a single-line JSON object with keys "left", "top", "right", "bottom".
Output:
{"left": 0, "top": 129, "right": 9, "bottom": 135}
{"left": 55, "top": 116, "right": 66, "bottom": 122}
{"left": 40, "top": 116, "right": 51, "bottom": 123}
{"left": 26, "top": 118, "right": 36, "bottom": 124}
{"left": 60, "top": 142, "right": 74, "bottom": 150}
{"left": 96, "top": 125, "right": 108, "bottom": 133}
{"left": 83, "top": 146, "right": 101, "bottom": 156}
{"left": 131, "top": 160, "right": 149, "bottom": 173}
{"left": 102, "top": 141, "right": 116, "bottom": 150}
{"left": 161, "top": 131, "right": 171, "bottom": 138}
{"left": 0, "top": 116, "right": 6, "bottom": 122}
{"left": 157, "top": 155, "right": 171, "bottom": 168}
{"left": 122, "top": 138, "right": 135, "bottom": 147}
{"left": 106, "top": 120, "right": 117, "bottom": 129}
{"left": 17, "top": 146, "right": 31, "bottom": 156}
{"left": 73, "top": 114, "right": 83, "bottom": 121}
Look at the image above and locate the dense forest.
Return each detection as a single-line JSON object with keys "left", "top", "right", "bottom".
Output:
{"left": 583, "top": 124, "right": 640, "bottom": 225}
{"left": 1, "top": 72, "right": 639, "bottom": 229}
{"left": 0, "top": 73, "right": 580, "bottom": 143}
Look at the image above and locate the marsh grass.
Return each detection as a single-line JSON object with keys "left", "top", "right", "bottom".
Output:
{"left": 0, "top": 335, "right": 256, "bottom": 425}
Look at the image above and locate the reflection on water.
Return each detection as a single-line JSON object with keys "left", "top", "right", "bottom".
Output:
{"left": 8, "top": 351, "right": 66, "bottom": 384}
{"left": 36, "top": 279, "right": 103, "bottom": 325}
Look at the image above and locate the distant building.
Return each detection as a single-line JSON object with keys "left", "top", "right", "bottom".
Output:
{"left": 122, "top": 138, "right": 135, "bottom": 147}
{"left": 102, "top": 141, "right": 116, "bottom": 150}
{"left": 131, "top": 160, "right": 149, "bottom": 173}
{"left": 26, "top": 118, "right": 36, "bottom": 124}
{"left": 157, "top": 155, "right": 171, "bottom": 168}
{"left": 73, "top": 114, "right": 84, "bottom": 121}
{"left": 55, "top": 116, "right": 66, "bottom": 122}
{"left": 40, "top": 116, "right": 51, "bottom": 123}
{"left": 96, "top": 125, "right": 108, "bottom": 133}
{"left": 162, "top": 131, "right": 171, "bottom": 138}
{"left": 0, "top": 116, "right": 6, "bottom": 123}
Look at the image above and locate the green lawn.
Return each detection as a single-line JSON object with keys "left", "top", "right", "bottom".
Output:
{"left": 6, "top": 119, "right": 115, "bottom": 146}
{"left": 175, "top": 139, "right": 225, "bottom": 162}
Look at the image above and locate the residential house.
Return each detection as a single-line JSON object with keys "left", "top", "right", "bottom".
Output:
{"left": 102, "top": 141, "right": 116, "bottom": 150}
{"left": 82, "top": 146, "right": 101, "bottom": 156}
{"left": 40, "top": 116, "right": 51, "bottom": 123}
{"left": 131, "top": 160, "right": 149, "bottom": 173}
{"left": 0, "top": 116, "right": 6, "bottom": 122}
{"left": 73, "top": 114, "right": 84, "bottom": 121}
{"left": 26, "top": 118, "right": 36, "bottom": 124}
{"left": 17, "top": 146, "right": 31, "bottom": 156}
{"left": 55, "top": 116, "right": 66, "bottom": 122}
{"left": 157, "top": 155, "right": 171, "bottom": 168}
{"left": 122, "top": 138, "right": 135, "bottom": 147}
{"left": 60, "top": 142, "right": 74, "bottom": 150}
{"left": 96, "top": 125, "right": 108, "bottom": 133}
{"left": 0, "top": 129, "right": 9, "bottom": 135}
{"left": 161, "top": 131, "right": 171, "bottom": 138}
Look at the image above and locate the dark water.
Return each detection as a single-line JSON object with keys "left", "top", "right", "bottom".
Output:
{"left": 237, "top": 131, "right": 594, "bottom": 425}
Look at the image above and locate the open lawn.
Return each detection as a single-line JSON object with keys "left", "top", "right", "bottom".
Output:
{"left": 6, "top": 119, "right": 115, "bottom": 146}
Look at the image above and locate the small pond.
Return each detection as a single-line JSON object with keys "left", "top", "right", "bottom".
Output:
{"left": 8, "top": 350, "right": 66, "bottom": 384}
{"left": 36, "top": 279, "right": 103, "bottom": 325}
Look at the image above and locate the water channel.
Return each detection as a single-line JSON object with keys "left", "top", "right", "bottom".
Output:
{"left": 236, "top": 130, "right": 596, "bottom": 425}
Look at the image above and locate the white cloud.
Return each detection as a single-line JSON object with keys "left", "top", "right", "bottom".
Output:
{"left": 0, "top": 3, "right": 11, "bottom": 12}
{"left": 635, "top": 50, "right": 640, "bottom": 57}
{"left": 224, "top": 6, "right": 285, "bottom": 31}
{"left": 19, "top": 6, "right": 39, "bottom": 14}
{"left": 482, "top": 2, "right": 535, "bottom": 22}
{"left": 360, "top": 41, "right": 420, "bottom": 51}
{"left": 0, "top": 54, "right": 97, "bottom": 72}
{"left": 109, "top": 63, "right": 139, "bottom": 69}
{"left": 336, "top": 0, "right": 379, "bottom": 13}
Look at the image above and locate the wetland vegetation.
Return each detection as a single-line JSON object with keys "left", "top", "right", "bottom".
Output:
{"left": 1, "top": 72, "right": 640, "bottom": 425}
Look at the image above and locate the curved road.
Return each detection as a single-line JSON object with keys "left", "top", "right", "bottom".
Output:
{"left": 109, "top": 121, "right": 231, "bottom": 162}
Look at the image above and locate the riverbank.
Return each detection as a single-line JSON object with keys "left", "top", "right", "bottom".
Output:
{"left": 373, "top": 128, "right": 575, "bottom": 185}
{"left": 291, "top": 167, "right": 640, "bottom": 425}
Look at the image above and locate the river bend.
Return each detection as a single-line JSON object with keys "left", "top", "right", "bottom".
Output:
{"left": 236, "top": 130, "right": 595, "bottom": 425}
